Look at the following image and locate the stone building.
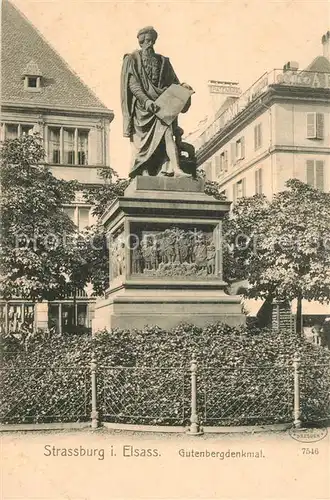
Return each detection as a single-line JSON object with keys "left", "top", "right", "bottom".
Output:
{"left": 196, "top": 32, "right": 330, "bottom": 200}
{"left": 0, "top": 0, "right": 114, "bottom": 334}
{"left": 194, "top": 32, "right": 330, "bottom": 333}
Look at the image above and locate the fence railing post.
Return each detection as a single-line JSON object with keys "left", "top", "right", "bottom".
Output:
{"left": 293, "top": 352, "right": 301, "bottom": 429}
{"left": 91, "top": 353, "right": 99, "bottom": 429}
{"left": 187, "top": 353, "right": 203, "bottom": 435}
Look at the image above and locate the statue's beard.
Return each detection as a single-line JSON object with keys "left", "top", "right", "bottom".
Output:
{"left": 142, "top": 46, "right": 154, "bottom": 56}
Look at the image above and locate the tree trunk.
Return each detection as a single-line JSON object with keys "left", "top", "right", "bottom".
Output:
{"left": 296, "top": 294, "right": 303, "bottom": 335}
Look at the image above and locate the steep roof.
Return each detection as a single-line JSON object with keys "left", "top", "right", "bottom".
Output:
{"left": 304, "top": 56, "right": 330, "bottom": 73}
{"left": 1, "top": 0, "right": 112, "bottom": 115}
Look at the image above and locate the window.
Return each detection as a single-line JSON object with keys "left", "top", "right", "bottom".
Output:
{"left": 21, "top": 125, "right": 34, "bottom": 136}
{"left": 0, "top": 303, "right": 35, "bottom": 334}
{"left": 78, "top": 130, "right": 89, "bottom": 165}
{"left": 254, "top": 123, "right": 262, "bottom": 150}
{"left": 220, "top": 151, "right": 228, "bottom": 173}
{"left": 4, "top": 123, "right": 34, "bottom": 140}
{"left": 307, "top": 113, "right": 324, "bottom": 139}
{"left": 235, "top": 137, "right": 245, "bottom": 161}
{"left": 47, "top": 127, "right": 89, "bottom": 165}
{"left": 63, "top": 128, "right": 75, "bottom": 164}
{"left": 5, "top": 124, "right": 18, "bottom": 140}
{"left": 23, "top": 60, "right": 42, "bottom": 91}
{"left": 255, "top": 168, "right": 263, "bottom": 194}
{"left": 231, "top": 142, "right": 236, "bottom": 166}
{"left": 48, "top": 127, "right": 61, "bottom": 164}
{"left": 24, "top": 75, "right": 42, "bottom": 91}
{"left": 306, "top": 160, "right": 324, "bottom": 191}
{"left": 215, "top": 155, "right": 221, "bottom": 177}
{"left": 49, "top": 302, "right": 89, "bottom": 335}
{"left": 232, "top": 178, "right": 246, "bottom": 202}
{"left": 63, "top": 206, "right": 90, "bottom": 231}
{"left": 78, "top": 207, "right": 90, "bottom": 231}
{"left": 27, "top": 77, "right": 37, "bottom": 88}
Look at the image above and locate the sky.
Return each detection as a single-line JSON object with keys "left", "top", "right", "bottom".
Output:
{"left": 9, "top": 0, "right": 330, "bottom": 177}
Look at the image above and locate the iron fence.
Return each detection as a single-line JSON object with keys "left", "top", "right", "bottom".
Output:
{"left": 1, "top": 355, "right": 329, "bottom": 430}
{"left": 198, "top": 364, "right": 293, "bottom": 426}
{"left": 98, "top": 365, "right": 190, "bottom": 425}
{"left": 299, "top": 362, "right": 330, "bottom": 424}
{"left": 0, "top": 366, "right": 91, "bottom": 424}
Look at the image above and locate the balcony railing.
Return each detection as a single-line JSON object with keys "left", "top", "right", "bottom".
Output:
{"left": 196, "top": 69, "right": 330, "bottom": 152}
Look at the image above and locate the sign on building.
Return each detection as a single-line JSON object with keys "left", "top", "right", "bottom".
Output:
{"left": 208, "top": 80, "right": 241, "bottom": 96}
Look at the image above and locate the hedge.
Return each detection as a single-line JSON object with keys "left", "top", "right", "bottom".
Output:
{"left": 1, "top": 323, "right": 329, "bottom": 426}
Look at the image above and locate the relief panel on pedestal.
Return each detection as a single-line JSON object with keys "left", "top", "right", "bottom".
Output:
{"left": 109, "top": 228, "right": 126, "bottom": 282}
{"left": 130, "top": 226, "right": 217, "bottom": 278}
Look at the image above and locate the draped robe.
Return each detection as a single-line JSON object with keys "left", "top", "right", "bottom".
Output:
{"left": 121, "top": 50, "right": 185, "bottom": 178}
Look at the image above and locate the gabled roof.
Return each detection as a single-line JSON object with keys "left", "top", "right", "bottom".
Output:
{"left": 304, "top": 56, "right": 330, "bottom": 73}
{"left": 1, "top": 0, "right": 112, "bottom": 115}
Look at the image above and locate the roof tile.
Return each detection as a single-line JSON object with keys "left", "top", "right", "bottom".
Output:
{"left": 1, "top": 0, "right": 111, "bottom": 113}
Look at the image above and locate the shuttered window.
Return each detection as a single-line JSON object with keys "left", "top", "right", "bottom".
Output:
{"left": 254, "top": 124, "right": 262, "bottom": 150}
{"left": 231, "top": 142, "right": 236, "bottom": 165}
{"left": 241, "top": 137, "right": 245, "bottom": 159}
{"left": 306, "top": 160, "right": 324, "bottom": 191}
{"left": 306, "top": 113, "right": 324, "bottom": 139}
{"left": 315, "top": 161, "right": 324, "bottom": 191}
{"left": 235, "top": 137, "right": 245, "bottom": 160}
{"left": 255, "top": 168, "right": 263, "bottom": 194}
{"left": 233, "top": 178, "right": 246, "bottom": 202}
{"left": 219, "top": 151, "right": 228, "bottom": 173}
{"left": 215, "top": 155, "right": 221, "bottom": 177}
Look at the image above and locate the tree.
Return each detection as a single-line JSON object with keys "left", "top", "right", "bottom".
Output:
{"left": 222, "top": 193, "right": 271, "bottom": 283}
{"left": 77, "top": 167, "right": 130, "bottom": 296}
{"left": 223, "top": 179, "right": 330, "bottom": 333}
{"left": 83, "top": 167, "right": 130, "bottom": 219}
{"left": 0, "top": 133, "right": 81, "bottom": 302}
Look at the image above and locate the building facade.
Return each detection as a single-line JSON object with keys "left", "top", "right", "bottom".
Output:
{"left": 194, "top": 32, "right": 330, "bottom": 334}
{"left": 1, "top": 0, "right": 114, "bottom": 334}
{"left": 196, "top": 33, "right": 330, "bottom": 201}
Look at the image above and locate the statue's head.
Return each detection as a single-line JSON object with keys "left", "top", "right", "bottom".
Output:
{"left": 137, "top": 26, "right": 158, "bottom": 50}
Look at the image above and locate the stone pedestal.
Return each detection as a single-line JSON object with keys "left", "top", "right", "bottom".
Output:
{"left": 93, "top": 176, "right": 244, "bottom": 331}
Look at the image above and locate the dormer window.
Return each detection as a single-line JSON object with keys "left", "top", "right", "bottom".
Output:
{"left": 22, "top": 60, "right": 42, "bottom": 92}
{"left": 27, "top": 77, "right": 38, "bottom": 88}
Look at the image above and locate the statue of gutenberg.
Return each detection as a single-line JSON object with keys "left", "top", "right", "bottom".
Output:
{"left": 121, "top": 26, "right": 196, "bottom": 178}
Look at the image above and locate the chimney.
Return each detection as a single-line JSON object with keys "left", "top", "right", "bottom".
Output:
{"left": 322, "top": 31, "right": 330, "bottom": 60}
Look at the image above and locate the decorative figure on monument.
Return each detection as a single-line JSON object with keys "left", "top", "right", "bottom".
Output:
{"left": 132, "top": 246, "right": 143, "bottom": 274}
{"left": 117, "top": 241, "right": 126, "bottom": 276}
{"left": 206, "top": 241, "right": 216, "bottom": 275}
{"left": 111, "top": 237, "right": 126, "bottom": 279}
{"left": 195, "top": 235, "right": 208, "bottom": 270}
{"left": 121, "top": 26, "right": 196, "bottom": 178}
{"left": 141, "top": 239, "right": 157, "bottom": 271}
{"left": 164, "top": 230, "right": 176, "bottom": 264}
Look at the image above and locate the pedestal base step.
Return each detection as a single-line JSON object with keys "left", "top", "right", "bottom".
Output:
{"left": 93, "top": 292, "right": 245, "bottom": 331}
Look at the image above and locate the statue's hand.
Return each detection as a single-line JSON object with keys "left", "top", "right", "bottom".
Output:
{"left": 145, "top": 100, "right": 160, "bottom": 113}
{"left": 181, "top": 83, "right": 193, "bottom": 91}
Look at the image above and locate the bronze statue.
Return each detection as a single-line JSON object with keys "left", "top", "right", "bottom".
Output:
{"left": 121, "top": 26, "right": 196, "bottom": 178}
